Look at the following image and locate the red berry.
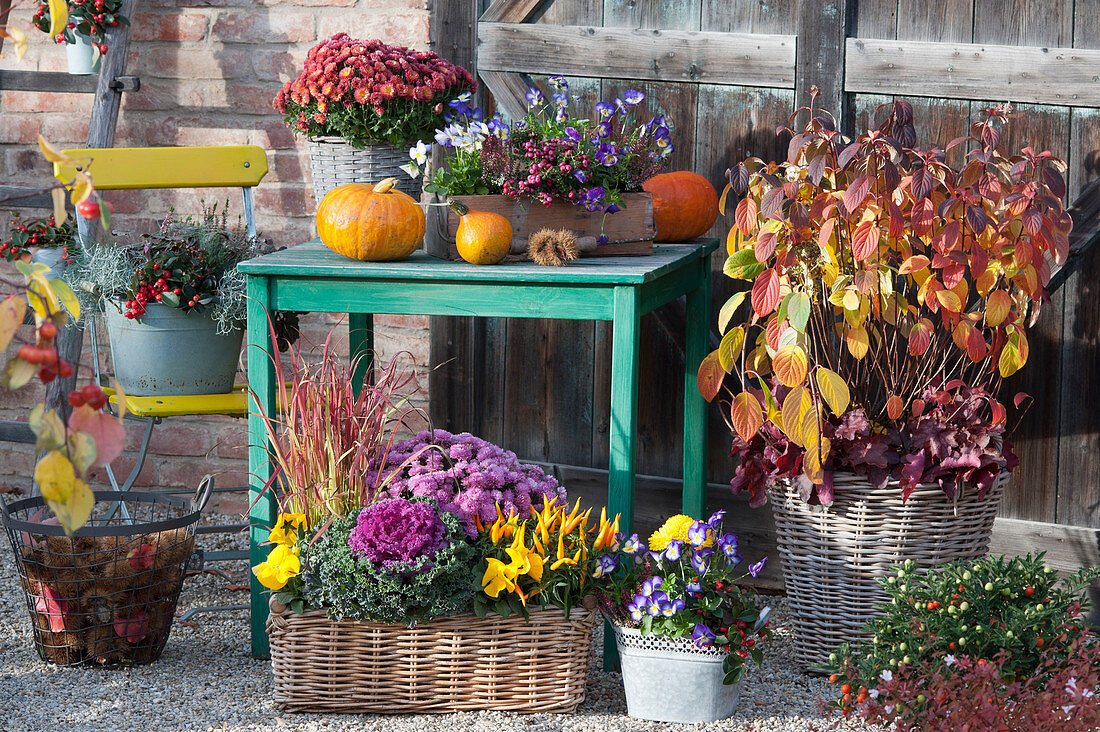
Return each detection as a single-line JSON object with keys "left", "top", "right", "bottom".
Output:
{"left": 17, "top": 344, "right": 39, "bottom": 363}
{"left": 39, "top": 321, "right": 58, "bottom": 339}
{"left": 58, "top": 360, "right": 73, "bottom": 378}
{"left": 68, "top": 392, "right": 86, "bottom": 408}
{"left": 1024, "top": 586, "right": 1035, "bottom": 596}
{"left": 38, "top": 367, "right": 57, "bottom": 383}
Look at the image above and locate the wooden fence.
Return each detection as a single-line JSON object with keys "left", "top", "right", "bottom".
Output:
{"left": 429, "top": 0, "right": 1100, "bottom": 583}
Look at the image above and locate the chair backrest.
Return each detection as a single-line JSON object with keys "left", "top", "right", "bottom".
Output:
{"left": 54, "top": 145, "right": 269, "bottom": 238}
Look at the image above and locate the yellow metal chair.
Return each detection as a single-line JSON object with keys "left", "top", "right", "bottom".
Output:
{"left": 53, "top": 146, "right": 268, "bottom": 499}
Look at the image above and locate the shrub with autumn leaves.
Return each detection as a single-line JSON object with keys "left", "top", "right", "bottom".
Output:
{"left": 701, "top": 93, "right": 1068, "bottom": 505}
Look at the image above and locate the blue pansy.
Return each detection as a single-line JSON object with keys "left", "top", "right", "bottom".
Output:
{"left": 748, "top": 557, "right": 768, "bottom": 578}
{"left": 687, "top": 520, "right": 710, "bottom": 548}
{"left": 692, "top": 623, "right": 716, "bottom": 648}
{"left": 525, "top": 87, "right": 544, "bottom": 108}
{"left": 663, "top": 539, "right": 684, "bottom": 562}
{"left": 623, "top": 89, "right": 645, "bottom": 105}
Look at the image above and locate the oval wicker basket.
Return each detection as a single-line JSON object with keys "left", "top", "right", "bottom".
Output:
{"left": 307, "top": 137, "right": 420, "bottom": 204}
{"left": 768, "top": 471, "right": 1007, "bottom": 671}
{"left": 267, "top": 600, "right": 598, "bottom": 713}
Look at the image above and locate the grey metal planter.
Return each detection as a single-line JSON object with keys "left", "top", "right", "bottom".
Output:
{"left": 104, "top": 301, "right": 243, "bottom": 396}
{"left": 613, "top": 607, "right": 771, "bottom": 724}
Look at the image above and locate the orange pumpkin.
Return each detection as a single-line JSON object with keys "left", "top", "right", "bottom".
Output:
{"left": 316, "top": 178, "right": 425, "bottom": 261}
{"left": 451, "top": 200, "right": 513, "bottom": 265}
{"left": 643, "top": 171, "right": 719, "bottom": 242}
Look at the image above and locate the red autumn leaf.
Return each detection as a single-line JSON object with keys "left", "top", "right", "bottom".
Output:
{"left": 35, "top": 584, "right": 69, "bottom": 633}
{"left": 127, "top": 543, "right": 156, "bottom": 571}
{"left": 1022, "top": 208, "right": 1042, "bottom": 235}
{"left": 852, "top": 220, "right": 881, "bottom": 261}
{"left": 730, "top": 391, "right": 764, "bottom": 442}
{"left": 735, "top": 197, "right": 758, "bottom": 236}
{"left": 773, "top": 344, "right": 808, "bottom": 388}
{"left": 911, "top": 198, "right": 935, "bottom": 235}
{"left": 114, "top": 609, "right": 151, "bottom": 643}
{"left": 908, "top": 319, "right": 932, "bottom": 356}
{"left": 697, "top": 351, "right": 724, "bottom": 403}
{"left": 765, "top": 316, "right": 789, "bottom": 350}
{"left": 1013, "top": 391, "right": 1032, "bottom": 409}
{"left": 751, "top": 267, "right": 781, "bottom": 317}
{"left": 817, "top": 217, "right": 836, "bottom": 248}
{"left": 886, "top": 394, "right": 904, "bottom": 421}
{"left": 898, "top": 255, "right": 930, "bottom": 275}
{"left": 990, "top": 400, "right": 1006, "bottom": 425}
{"left": 754, "top": 230, "right": 778, "bottom": 261}
{"left": 911, "top": 166, "right": 934, "bottom": 199}
{"left": 68, "top": 405, "right": 125, "bottom": 469}
{"left": 966, "top": 326, "right": 987, "bottom": 362}
{"left": 1042, "top": 166, "right": 1066, "bottom": 198}
{"left": 842, "top": 175, "right": 873, "bottom": 212}
{"left": 888, "top": 201, "right": 904, "bottom": 238}
{"left": 911, "top": 398, "right": 926, "bottom": 417}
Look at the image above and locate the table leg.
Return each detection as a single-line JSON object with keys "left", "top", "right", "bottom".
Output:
{"left": 349, "top": 312, "right": 374, "bottom": 394}
{"left": 606, "top": 286, "right": 640, "bottom": 670}
{"left": 683, "top": 256, "right": 711, "bottom": 518}
{"left": 247, "top": 276, "right": 277, "bottom": 659}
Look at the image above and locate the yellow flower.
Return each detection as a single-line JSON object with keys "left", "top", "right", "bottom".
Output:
{"left": 267, "top": 512, "right": 306, "bottom": 546}
{"left": 649, "top": 514, "right": 710, "bottom": 551}
{"left": 252, "top": 544, "right": 300, "bottom": 590}
{"left": 482, "top": 557, "right": 519, "bottom": 597}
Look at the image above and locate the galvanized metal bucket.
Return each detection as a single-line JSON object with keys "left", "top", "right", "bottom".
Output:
{"left": 104, "top": 301, "right": 243, "bottom": 396}
{"left": 613, "top": 606, "right": 771, "bottom": 723}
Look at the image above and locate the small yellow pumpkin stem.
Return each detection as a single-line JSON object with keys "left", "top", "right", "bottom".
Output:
{"left": 447, "top": 198, "right": 470, "bottom": 217}
{"left": 372, "top": 178, "right": 398, "bottom": 194}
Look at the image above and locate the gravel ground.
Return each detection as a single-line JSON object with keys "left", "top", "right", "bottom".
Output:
{"left": 0, "top": 515, "right": 881, "bottom": 732}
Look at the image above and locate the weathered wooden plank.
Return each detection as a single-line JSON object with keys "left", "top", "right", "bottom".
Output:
{"left": 703, "top": 0, "right": 799, "bottom": 34}
{"left": 796, "top": 0, "right": 854, "bottom": 129}
{"left": 0, "top": 420, "right": 35, "bottom": 445}
{"left": 429, "top": 315, "right": 508, "bottom": 445}
{"left": 0, "top": 0, "right": 12, "bottom": 56}
{"left": 477, "top": 22, "right": 797, "bottom": 89}
{"left": 845, "top": 39, "right": 1100, "bottom": 108}
{"left": 1050, "top": 179, "right": 1100, "bottom": 294}
{"left": 0, "top": 71, "right": 98, "bottom": 94}
{"left": 431, "top": 0, "right": 478, "bottom": 70}
{"left": 480, "top": 0, "right": 552, "bottom": 23}
{"left": 853, "top": 0, "right": 895, "bottom": 38}
{"left": 972, "top": 0, "right": 1072, "bottom": 48}
{"left": 603, "top": 0, "right": 699, "bottom": 31}
{"left": 538, "top": 0, "right": 602, "bottom": 25}
{"left": 85, "top": 0, "right": 136, "bottom": 148}
{"left": 602, "top": 79, "right": 698, "bottom": 176}
{"left": 898, "top": 0, "right": 971, "bottom": 42}
{"left": 477, "top": 69, "right": 530, "bottom": 122}
{"left": 0, "top": 185, "right": 58, "bottom": 210}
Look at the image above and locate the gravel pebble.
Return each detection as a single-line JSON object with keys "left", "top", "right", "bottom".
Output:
{"left": 0, "top": 515, "right": 881, "bottom": 732}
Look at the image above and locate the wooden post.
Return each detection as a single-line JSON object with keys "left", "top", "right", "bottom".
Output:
{"left": 796, "top": 0, "right": 856, "bottom": 132}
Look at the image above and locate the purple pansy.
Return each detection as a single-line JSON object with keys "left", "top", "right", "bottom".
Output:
{"left": 641, "top": 576, "right": 664, "bottom": 597}
{"left": 595, "top": 101, "right": 616, "bottom": 119}
{"left": 691, "top": 547, "right": 713, "bottom": 576}
{"left": 687, "top": 520, "right": 710, "bottom": 548}
{"left": 622, "top": 533, "right": 643, "bottom": 554}
{"left": 707, "top": 509, "right": 726, "bottom": 529}
{"left": 623, "top": 89, "right": 645, "bottom": 105}
{"left": 525, "top": 87, "right": 544, "bottom": 107}
{"left": 692, "top": 623, "right": 716, "bottom": 648}
{"left": 595, "top": 142, "right": 618, "bottom": 166}
{"left": 573, "top": 169, "right": 588, "bottom": 183}
{"left": 596, "top": 234, "right": 610, "bottom": 245}
{"left": 564, "top": 126, "right": 582, "bottom": 142}
{"left": 748, "top": 557, "right": 768, "bottom": 578}
{"left": 548, "top": 75, "right": 568, "bottom": 90}
{"left": 663, "top": 539, "right": 684, "bottom": 562}
{"left": 718, "top": 532, "right": 739, "bottom": 559}
{"left": 605, "top": 203, "right": 622, "bottom": 214}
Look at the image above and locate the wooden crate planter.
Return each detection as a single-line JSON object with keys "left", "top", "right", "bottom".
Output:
{"left": 267, "top": 600, "right": 598, "bottom": 713}
{"left": 423, "top": 192, "right": 655, "bottom": 261}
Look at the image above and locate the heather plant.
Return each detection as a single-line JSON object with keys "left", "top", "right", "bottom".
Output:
{"left": 273, "top": 33, "right": 477, "bottom": 148}
{"left": 701, "top": 91, "right": 1067, "bottom": 504}
{"left": 824, "top": 554, "right": 1100, "bottom": 727}
{"left": 404, "top": 76, "right": 671, "bottom": 212}
{"left": 594, "top": 510, "right": 773, "bottom": 684}
{"left": 368, "top": 428, "right": 566, "bottom": 538}
{"left": 297, "top": 500, "right": 476, "bottom": 624}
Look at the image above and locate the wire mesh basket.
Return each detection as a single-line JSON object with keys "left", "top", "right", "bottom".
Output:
{"left": 1, "top": 480, "right": 210, "bottom": 666}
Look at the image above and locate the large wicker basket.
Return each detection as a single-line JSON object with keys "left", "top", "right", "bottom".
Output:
{"left": 307, "top": 137, "right": 419, "bottom": 203}
{"left": 769, "top": 471, "right": 1007, "bottom": 671}
{"left": 267, "top": 600, "right": 598, "bottom": 713}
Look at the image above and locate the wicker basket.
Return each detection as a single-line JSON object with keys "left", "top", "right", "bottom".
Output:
{"left": 307, "top": 137, "right": 419, "bottom": 203}
{"left": 267, "top": 600, "right": 598, "bottom": 713}
{"left": 768, "top": 471, "right": 1007, "bottom": 671}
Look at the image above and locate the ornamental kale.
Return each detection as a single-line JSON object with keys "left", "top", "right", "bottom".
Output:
{"left": 729, "top": 380, "right": 1018, "bottom": 506}
{"left": 273, "top": 34, "right": 477, "bottom": 148}
{"left": 369, "top": 429, "right": 566, "bottom": 538}
{"left": 348, "top": 498, "right": 446, "bottom": 566}
{"left": 404, "top": 75, "right": 671, "bottom": 211}
{"left": 303, "top": 500, "right": 476, "bottom": 624}
{"left": 594, "top": 510, "right": 773, "bottom": 684}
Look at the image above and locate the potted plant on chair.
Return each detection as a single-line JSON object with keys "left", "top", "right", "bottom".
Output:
{"left": 65, "top": 204, "right": 264, "bottom": 396}
{"left": 701, "top": 93, "right": 1070, "bottom": 670}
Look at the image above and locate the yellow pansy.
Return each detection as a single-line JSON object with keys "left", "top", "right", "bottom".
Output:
{"left": 267, "top": 512, "right": 306, "bottom": 546}
{"left": 252, "top": 544, "right": 300, "bottom": 590}
{"left": 482, "top": 557, "right": 519, "bottom": 597}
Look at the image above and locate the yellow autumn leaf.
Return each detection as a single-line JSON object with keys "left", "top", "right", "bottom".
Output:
{"left": 773, "top": 343, "right": 808, "bottom": 388}
{"left": 781, "top": 386, "right": 808, "bottom": 446}
{"left": 46, "top": 0, "right": 69, "bottom": 37}
{"left": 815, "top": 367, "right": 851, "bottom": 416}
{"left": 52, "top": 187, "right": 67, "bottom": 227}
{"left": 718, "top": 326, "right": 745, "bottom": 374}
{"left": 29, "top": 403, "right": 66, "bottom": 451}
{"left": 35, "top": 451, "right": 95, "bottom": 535}
{"left": 846, "top": 324, "right": 870, "bottom": 359}
{"left": 0, "top": 26, "right": 28, "bottom": 62}
{"left": 38, "top": 135, "right": 71, "bottom": 164}
{"left": 71, "top": 172, "right": 94, "bottom": 207}
{"left": 0, "top": 296, "right": 26, "bottom": 353}
{"left": 48, "top": 278, "right": 81, "bottom": 320}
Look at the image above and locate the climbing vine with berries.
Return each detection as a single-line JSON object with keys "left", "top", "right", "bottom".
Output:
{"left": 32, "top": 0, "right": 128, "bottom": 52}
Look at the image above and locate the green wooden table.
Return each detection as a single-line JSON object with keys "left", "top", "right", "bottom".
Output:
{"left": 239, "top": 238, "right": 718, "bottom": 658}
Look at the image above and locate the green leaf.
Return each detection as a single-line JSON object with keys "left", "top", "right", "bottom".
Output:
{"left": 723, "top": 248, "right": 765, "bottom": 280}
{"left": 788, "top": 291, "right": 811, "bottom": 332}
{"left": 751, "top": 648, "right": 764, "bottom": 666}
{"left": 723, "top": 666, "right": 744, "bottom": 685}
{"left": 718, "top": 291, "right": 748, "bottom": 335}
{"left": 160, "top": 291, "right": 180, "bottom": 307}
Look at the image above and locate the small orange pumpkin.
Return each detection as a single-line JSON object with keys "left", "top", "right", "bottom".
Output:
{"left": 643, "top": 171, "right": 719, "bottom": 242}
{"left": 316, "top": 178, "right": 425, "bottom": 261}
{"left": 451, "top": 200, "right": 513, "bottom": 265}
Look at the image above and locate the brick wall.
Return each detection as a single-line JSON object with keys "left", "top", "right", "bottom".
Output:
{"left": 0, "top": 1, "right": 434, "bottom": 510}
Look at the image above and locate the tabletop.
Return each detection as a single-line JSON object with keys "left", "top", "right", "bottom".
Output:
{"left": 238, "top": 239, "right": 719, "bottom": 285}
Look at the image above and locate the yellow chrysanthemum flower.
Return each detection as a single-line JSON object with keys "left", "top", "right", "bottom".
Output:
{"left": 649, "top": 514, "right": 711, "bottom": 550}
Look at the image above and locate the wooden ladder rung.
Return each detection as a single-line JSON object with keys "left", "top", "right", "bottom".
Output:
{"left": 0, "top": 70, "right": 139, "bottom": 94}
{"left": 0, "top": 185, "right": 58, "bottom": 209}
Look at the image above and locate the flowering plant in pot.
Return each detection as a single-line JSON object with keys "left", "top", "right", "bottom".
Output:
{"left": 273, "top": 33, "right": 476, "bottom": 201}
{"left": 403, "top": 76, "right": 673, "bottom": 260}
{"left": 251, "top": 342, "right": 609, "bottom": 713}
{"left": 700, "top": 91, "right": 1071, "bottom": 668}
{"left": 64, "top": 204, "right": 269, "bottom": 396}
{"left": 592, "top": 510, "right": 772, "bottom": 723}
{"left": 823, "top": 554, "right": 1100, "bottom": 730}
{"left": 2, "top": 212, "right": 75, "bottom": 264}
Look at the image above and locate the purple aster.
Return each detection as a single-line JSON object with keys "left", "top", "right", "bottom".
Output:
{"left": 623, "top": 89, "right": 645, "bottom": 105}
{"left": 748, "top": 557, "right": 768, "bottom": 578}
{"left": 692, "top": 623, "right": 716, "bottom": 649}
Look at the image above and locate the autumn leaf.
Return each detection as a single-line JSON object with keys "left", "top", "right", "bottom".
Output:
{"left": 998, "top": 340, "right": 1023, "bottom": 378}
{"left": 0, "top": 296, "right": 27, "bottom": 353}
{"left": 815, "top": 367, "right": 850, "bottom": 416}
{"left": 908, "top": 319, "right": 933, "bottom": 356}
{"left": 735, "top": 197, "right": 758, "bottom": 236}
{"left": 69, "top": 404, "right": 126, "bottom": 469}
{"left": 697, "top": 351, "right": 724, "bottom": 402}
{"left": 717, "top": 327, "right": 745, "bottom": 374}
{"left": 781, "top": 387, "right": 807, "bottom": 445}
{"left": 845, "top": 324, "right": 869, "bottom": 359}
{"left": 29, "top": 404, "right": 66, "bottom": 452}
{"left": 1, "top": 357, "right": 37, "bottom": 390}
{"left": 936, "top": 288, "right": 962, "bottom": 313}
{"left": 35, "top": 451, "right": 95, "bottom": 536}
{"left": 773, "top": 344, "right": 808, "bottom": 388}
{"left": 0, "top": 26, "right": 28, "bottom": 62}
{"left": 852, "top": 219, "right": 881, "bottom": 261}
{"left": 46, "top": 0, "right": 69, "bottom": 37}
{"left": 898, "top": 255, "right": 930, "bottom": 275}
{"left": 718, "top": 291, "right": 748, "bottom": 335}
{"left": 751, "top": 267, "right": 781, "bottom": 317}
{"left": 986, "top": 290, "right": 1012, "bottom": 326}
{"left": 787, "top": 291, "right": 811, "bottom": 332}
{"left": 842, "top": 175, "right": 873, "bottom": 212}
{"left": 886, "top": 394, "right": 904, "bottom": 421}
{"left": 730, "top": 391, "right": 763, "bottom": 442}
